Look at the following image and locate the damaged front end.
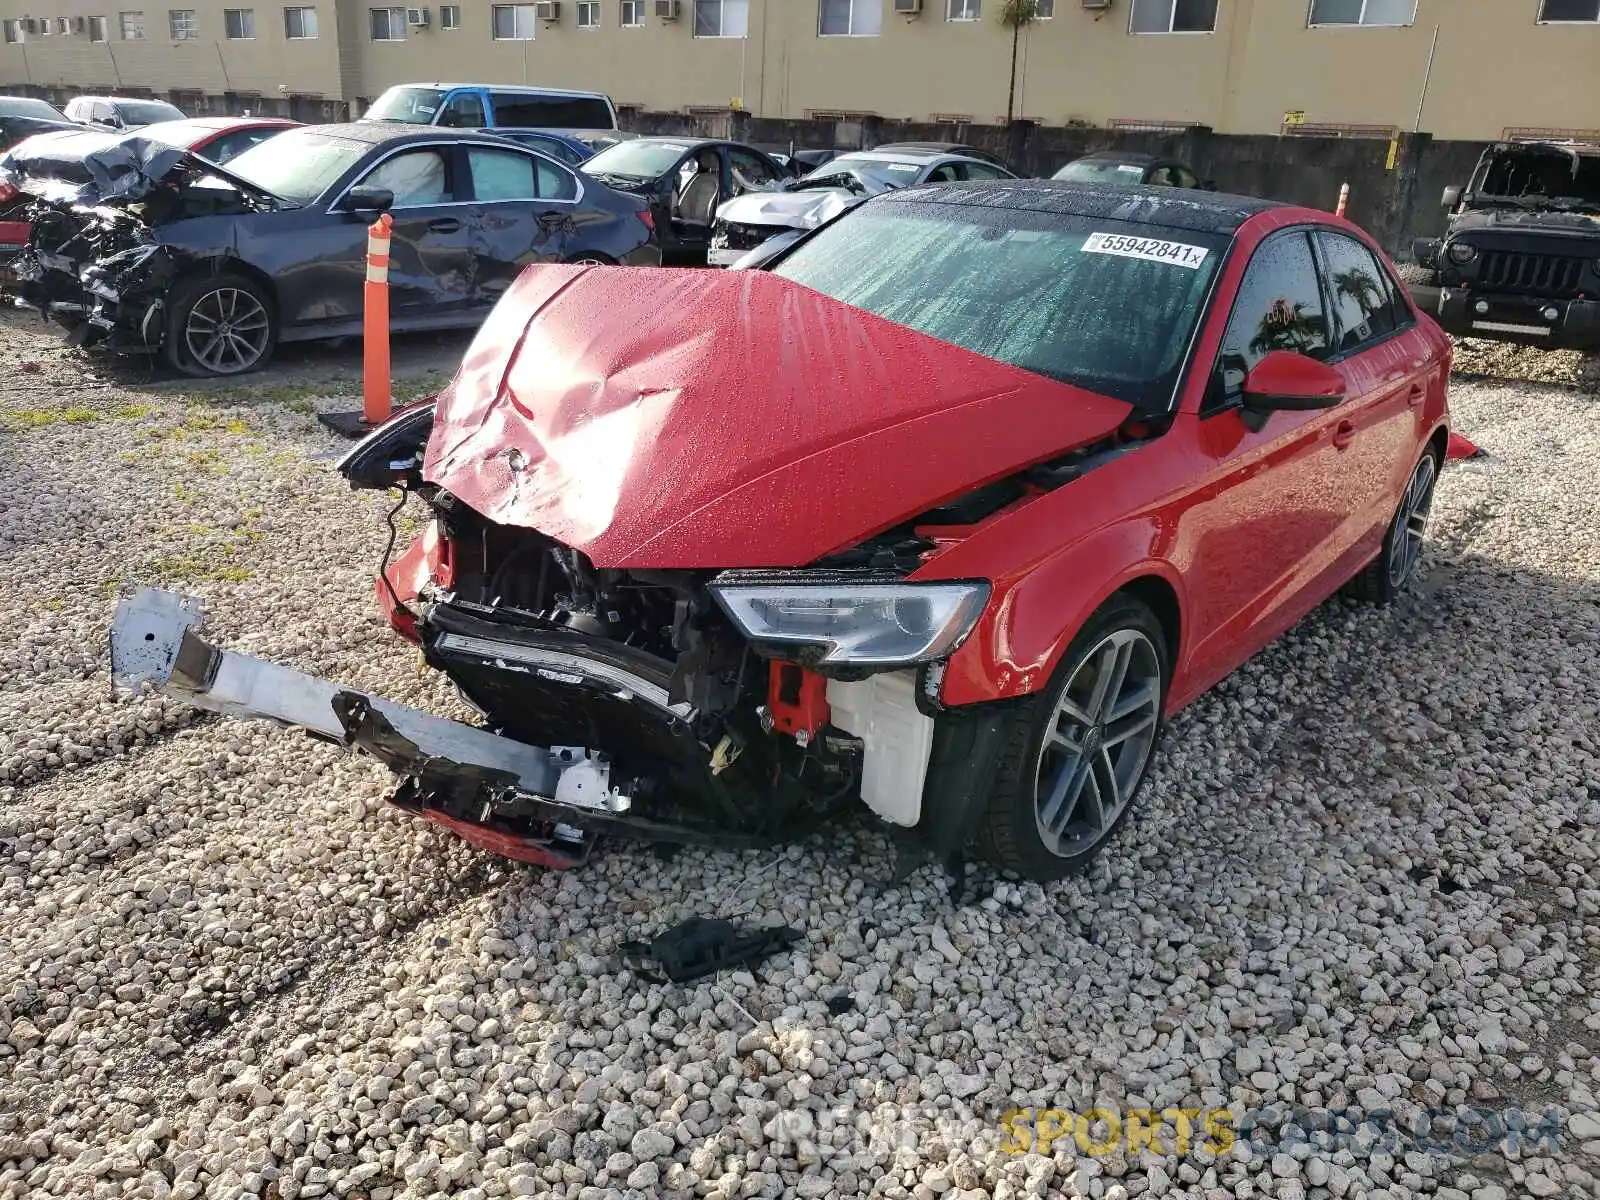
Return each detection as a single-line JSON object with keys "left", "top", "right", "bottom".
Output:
{"left": 2, "top": 138, "right": 275, "bottom": 347}
{"left": 116, "top": 264, "right": 1139, "bottom": 872}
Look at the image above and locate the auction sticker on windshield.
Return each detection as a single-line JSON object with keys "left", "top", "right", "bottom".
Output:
{"left": 1083, "top": 232, "right": 1209, "bottom": 269}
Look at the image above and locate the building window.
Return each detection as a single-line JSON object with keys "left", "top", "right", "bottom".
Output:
{"left": 370, "top": 5, "right": 405, "bottom": 36}
{"left": 118, "top": 9, "right": 145, "bottom": 36}
{"left": 491, "top": 4, "right": 536, "bottom": 37}
{"left": 284, "top": 5, "right": 316, "bottom": 36}
{"left": 168, "top": 7, "right": 197, "bottom": 37}
{"left": 87, "top": 13, "right": 108, "bottom": 38}
{"left": 1035, "top": 0, "right": 1053, "bottom": 15}
{"left": 1307, "top": 0, "right": 1416, "bottom": 26}
{"left": 223, "top": 7, "right": 254, "bottom": 36}
{"left": 819, "top": 0, "right": 881, "bottom": 35}
{"left": 620, "top": 0, "right": 643, "bottom": 23}
{"left": 1130, "top": 0, "right": 1216, "bottom": 33}
{"left": 57, "top": 16, "right": 70, "bottom": 31}
{"left": 1538, "top": 0, "right": 1600, "bottom": 19}
{"left": 694, "top": 0, "right": 747, "bottom": 36}
{"left": 440, "top": 3, "right": 459, "bottom": 26}
{"left": 946, "top": 0, "right": 979, "bottom": 19}
{"left": 577, "top": 0, "right": 599, "bottom": 26}
{"left": 2, "top": 17, "right": 22, "bottom": 39}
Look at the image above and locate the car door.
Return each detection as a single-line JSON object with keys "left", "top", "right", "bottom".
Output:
{"left": 1184, "top": 229, "right": 1354, "bottom": 689}
{"left": 354, "top": 144, "right": 475, "bottom": 321}
{"left": 1311, "top": 229, "right": 1435, "bottom": 578}
{"left": 464, "top": 143, "right": 574, "bottom": 309}
{"left": 438, "top": 90, "right": 487, "bottom": 129}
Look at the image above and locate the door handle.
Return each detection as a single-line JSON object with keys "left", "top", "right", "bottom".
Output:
{"left": 1332, "top": 420, "right": 1357, "bottom": 450}
{"left": 428, "top": 218, "right": 461, "bottom": 234}
{"left": 1407, "top": 383, "right": 1426, "bottom": 407}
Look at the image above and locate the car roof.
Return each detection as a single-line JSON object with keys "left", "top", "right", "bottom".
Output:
{"left": 833, "top": 148, "right": 947, "bottom": 165}
{"left": 1074, "top": 150, "right": 1163, "bottom": 166}
{"left": 401, "top": 82, "right": 612, "bottom": 101}
{"left": 74, "top": 95, "right": 180, "bottom": 106}
{"left": 880, "top": 179, "right": 1282, "bottom": 234}
{"left": 135, "top": 117, "right": 295, "bottom": 143}
{"left": 283, "top": 121, "right": 528, "bottom": 147}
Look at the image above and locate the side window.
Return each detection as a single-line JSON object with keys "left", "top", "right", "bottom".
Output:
{"left": 1173, "top": 165, "right": 1199, "bottom": 189}
{"left": 1147, "top": 166, "right": 1177, "bottom": 186}
{"left": 441, "top": 91, "right": 486, "bottom": 128}
{"left": 360, "top": 149, "right": 453, "bottom": 206}
{"left": 728, "top": 148, "right": 777, "bottom": 190}
{"left": 536, "top": 158, "right": 579, "bottom": 201}
{"left": 468, "top": 147, "right": 536, "bottom": 201}
{"left": 1316, "top": 231, "right": 1401, "bottom": 353}
{"left": 206, "top": 129, "right": 270, "bottom": 163}
{"left": 960, "top": 161, "right": 1004, "bottom": 180}
{"left": 1212, "top": 231, "right": 1330, "bottom": 410}
{"left": 925, "top": 164, "right": 959, "bottom": 183}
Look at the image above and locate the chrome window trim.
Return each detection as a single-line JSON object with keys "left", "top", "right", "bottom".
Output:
{"left": 323, "top": 138, "right": 585, "bottom": 211}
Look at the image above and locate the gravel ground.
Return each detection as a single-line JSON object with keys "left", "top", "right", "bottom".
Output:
{"left": 0, "top": 318, "right": 1598, "bottom": 1200}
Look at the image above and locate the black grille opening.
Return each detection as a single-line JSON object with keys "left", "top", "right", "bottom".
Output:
{"left": 1477, "top": 250, "right": 1587, "bottom": 296}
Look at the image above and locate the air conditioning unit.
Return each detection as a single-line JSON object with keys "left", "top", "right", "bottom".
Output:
{"left": 1081, "top": 0, "right": 1112, "bottom": 9}
{"left": 72, "top": 15, "right": 86, "bottom": 31}
{"left": 894, "top": 0, "right": 923, "bottom": 13}
{"left": 57, "top": 16, "right": 68, "bottom": 31}
{"left": 406, "top": 6, "right": 429, "bottom": 24}
{"left": 654, "top": 0, "right": 679, "bottom": 20}
{"left": 22, "top": 16, "right": 36, "bottom": 30}
{"left": 534, "top": 0, "right": 560, "bottom": 18}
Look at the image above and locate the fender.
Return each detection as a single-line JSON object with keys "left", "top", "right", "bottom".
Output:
{"left": 928, "top": 517, "right": 1190, "bottom": 709}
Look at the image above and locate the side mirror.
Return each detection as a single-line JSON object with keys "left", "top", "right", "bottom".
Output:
{"left": 344, "top": 185, "right": 394, "bottom": 216}
{"left": 1241, "top": 351, "right": 1345, "bottom": 414}
{"left": 1441, "top": 185, "right": 1462, "bottom": 210}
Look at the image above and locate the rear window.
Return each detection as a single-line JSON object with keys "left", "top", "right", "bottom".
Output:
{"left": 115, "top": 100, "right": 186, "bottom": 125}
{"left": 1053, "top": 158, "right": 1149, "bottom": 184}
{"left": 490, "top": 92, "right": 613, "bottom": 130}
{"left": 773, "top": 200, "right": 1227, "bottom": 410}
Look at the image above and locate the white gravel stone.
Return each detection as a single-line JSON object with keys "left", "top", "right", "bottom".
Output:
{"left": 0, "top": 322, "right": 1596, "bottom": 1200}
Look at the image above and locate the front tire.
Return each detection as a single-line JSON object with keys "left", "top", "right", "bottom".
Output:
{"left": 1348, "top": 447, "right": 1440, "bottom": 604}
{"left": 164, "top": 273, "right": 277, "bottom": 378}
{"left": 977, "top": 594, "right": 1168, "bottom": 882}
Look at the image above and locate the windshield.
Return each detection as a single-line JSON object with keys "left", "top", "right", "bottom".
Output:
{"left": 364, "top": 87, "right": 446, "bottom": 124}
{"left": 115, "top": 100, "right": 186, "bottom": 126}
{"left": 1473, "top": 146, "right": 1600, "bottom": 210}
{"left": 0, "top": 97, "right": 68, "bottom": 121}
{"left": 1053, "top": 159, "right": 1149, "bottom": 185}
{"left": 773, "top": 202, "right": 1225, "bottom": 409}
{"left": 223, "top": 128, "right": 368, "bottom": 205}
{"left": 582, "top": 140, "right": 690, "bottom": 180}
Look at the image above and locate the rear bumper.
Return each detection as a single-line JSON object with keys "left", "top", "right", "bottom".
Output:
{"left": 1424, "top": 287, "right": 1600, "bottom": 351}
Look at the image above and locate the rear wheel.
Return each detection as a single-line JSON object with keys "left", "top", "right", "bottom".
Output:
{"left": 977, "top": 594, "right": 1168, "bottom": 882}
{"left": 164, "top": 273, "right": 277, "bottom": 378}
{"left": 564, "top": 252, "right": 616, "bottom": 267}
{"left": 1348, "top": 447, "right": 1440, "bottom": 604}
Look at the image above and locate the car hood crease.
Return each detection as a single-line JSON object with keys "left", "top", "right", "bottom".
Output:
{"left": 424, "top": 264, "right": 1133, "bottom": 569}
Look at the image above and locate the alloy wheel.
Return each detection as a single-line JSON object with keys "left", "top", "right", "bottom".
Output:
{"left": 1387, "top": 454, "right": 1437, "bottom": 588}
{"left": 184, "top": 287, "right": 270, "bottom": 375}
{"left": 1033, "top": 628, "right": 1163, "bottom": 858}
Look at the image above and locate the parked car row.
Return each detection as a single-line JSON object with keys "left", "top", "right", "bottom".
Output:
{"left": 1, "top": 76, "right": 1220, "bottom": 376}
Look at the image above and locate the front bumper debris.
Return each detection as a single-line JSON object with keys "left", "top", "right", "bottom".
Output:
{"left": 110, "top": 589, "right": 633, "bottom": 867}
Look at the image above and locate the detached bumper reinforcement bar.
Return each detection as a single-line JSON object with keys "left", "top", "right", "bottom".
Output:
{"left": 109, "top": 589, "right": 631, "bottom": 818}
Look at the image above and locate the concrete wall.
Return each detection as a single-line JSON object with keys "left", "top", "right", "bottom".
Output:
{"left": 2, "top": 0, "right": 1597, "bottom": 137}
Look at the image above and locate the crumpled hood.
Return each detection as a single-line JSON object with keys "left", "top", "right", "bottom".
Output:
{"left": 715, "top": 187, "right": 863, "bottom": 231}
{"left": 424, "top": 265, "right": 1132, "bottom": 569}
{"left": 0, "top": 133, "right": 276, "bottom": 206}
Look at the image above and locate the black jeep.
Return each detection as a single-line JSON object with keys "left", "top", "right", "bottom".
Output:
{"left": 1406, "top": 141, "right": 1600, "bottom": 351}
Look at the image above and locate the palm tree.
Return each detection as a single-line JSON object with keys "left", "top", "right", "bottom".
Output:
{"left": 1332, "top": 266, "right": 1382, "bottom": 318}
{"left": 999, "top": 0, "right": 1040, "bottom": 126}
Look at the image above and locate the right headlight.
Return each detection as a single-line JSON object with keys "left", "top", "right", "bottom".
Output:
{"left": 1447, "top": 241, "right": 1479, "bottom": 266}
{"left": 710, "top": 580, "right": 989, "bottom": 666}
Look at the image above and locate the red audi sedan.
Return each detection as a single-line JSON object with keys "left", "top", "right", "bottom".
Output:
{"left": 115, "top": 182, "right": 1450, "bottom": 884}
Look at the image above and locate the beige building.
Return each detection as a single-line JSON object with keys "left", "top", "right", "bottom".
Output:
{"left": 1, "top": 0, "right": 1597, "bottom": 141}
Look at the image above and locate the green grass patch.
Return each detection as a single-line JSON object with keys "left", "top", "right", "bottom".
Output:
{"left": 3, "top": 407, "right": 100, "bottom": 430}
